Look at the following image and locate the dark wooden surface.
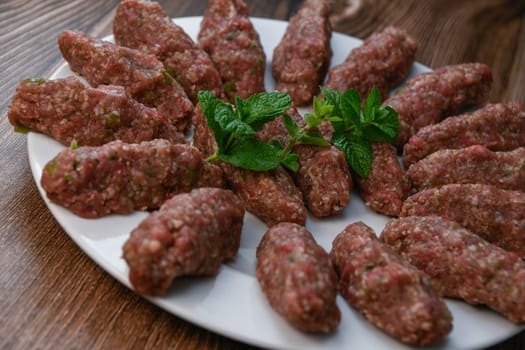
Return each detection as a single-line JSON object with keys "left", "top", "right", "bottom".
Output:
{"left": 1, "top": 0, "right": 524, "bottom": 349}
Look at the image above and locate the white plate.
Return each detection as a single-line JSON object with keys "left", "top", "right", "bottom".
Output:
{"left": 27, "top": 17, "right": 523, "bottom": 350}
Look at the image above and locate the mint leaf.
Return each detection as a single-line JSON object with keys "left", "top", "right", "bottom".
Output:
{"left": 198, "top": 90, "right": 225, "bottom": 148}
{"left": 304, "top": 112, "right": 323, "bottom": 129}
{"left": 313, "top": 96, "right": 334, "bottom": 118}
{"left": 215, "top": 103, "right": 255, "bottom": 136}
{"left": 362, "top": 106, "right": 399, "bottom": 142}
{"left": 363, "top": 86, "right": 382, "bottom": 119}
{"left": 319, "top": 87, "right": 339, "bottom": 109}
{"left": 332, "top": 131, "right": 372, "bottom": 179}
{"left": 282, "top": 114, "right": 299, "bottom": 138}
{"left": 340, "top": 89, "right": 361, "bottom": 127}
{"left": 242, "top": 92, "right": 292, "bottom": 130}
{"left": 220, "top": 138, "right": 282, "bottom": 171}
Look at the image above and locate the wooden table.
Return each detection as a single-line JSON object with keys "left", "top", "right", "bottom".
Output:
{"left": 1, "top": 0, "right": 524, "bottom": 349}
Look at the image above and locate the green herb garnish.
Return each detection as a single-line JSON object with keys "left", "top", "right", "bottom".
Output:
{"left": 307, "top": 86, "right": 399, "bottom": 179}
{"left": 105, "top": 112, "right": 120, "bottom": 129}
{"left": 198, "top": 90, "right": 295, "bottom": 172}
{"left": 13, "top": 125, "right": 30, "bottom": 134}
{"left": 70, "top": 139, "right": 78, "bottom": 150}
{"left": 24, "top": 77, "right": 45, "bottom": 84}
{"left": 197, "top": 86, "right": 399, "bottom": 177}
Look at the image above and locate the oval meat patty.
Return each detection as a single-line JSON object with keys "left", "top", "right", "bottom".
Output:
{"left": 256, "top": 222, "right": 340, "bottom": 333}
{"left": 324, "top": 26, "right": 416, "bottom": 100}
{"left": 272, "top": 0, "right": 332, "bottom": 106}
{"left": 123, "top": 188, "right": 244, "bottom": 296}
{"left": 385, "top": 63, "right": 492, "bottom": 146}
{"left": 331, "top": 221, "right": 452, "bottom": 345}
{"left": 402, "top": 102, "right": 525, "bottom": 167}
{"left": 41, "top": 140, "right": 224, "bottom": 218}
{"left": 7, "top": 77, "right": 186, "bottom": 146}
{"left": 192, "top": 103, "right": 308, "bottom": 226}
{"left": 400, "top": 184, "right": 525, "bottom": 258}
{"left": 198, "top": 0, "right": 266, "bottom": 101}
{"left": 381, "top": 216, "right": 525, "bottom": 323}
{"left": 405, "top": 145, "right": 525, "bottom": 193}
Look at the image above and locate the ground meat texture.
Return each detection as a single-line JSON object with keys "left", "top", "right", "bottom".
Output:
{"left": 385, "top": 63, "right": 492, "bottom": 147}
{"left": 402, "top": 102, "right": 525, "bottom": 167}
{"left": 381, "top": 216, "right": 525, "bottom": 323}
{"left": 355, "top": 142, "right": 409, "bottom": 216}
{"left": 324, "top": 26, "right": 417, "bottom": 100}
{"left": 405, "top": 145, "right": 525, "bottom": 193}
{"left": 58, "top": 30, "right": 194, "bottom": 132}
{"left": 7, "top": 77, "right": 186, "bottom": 146}
{"left": 330, "top": 222, "right": 452, "bottom": 345}
{"left": 257, "top": 108, "right": 351, "bottom": 217}
{"left": 192, "top": 104, "right": 308, "bottom": 226}
{"left": 400, "top": 184, "right": 525, "bottom": 258}
{"left": 271, "top": 0, "right": 332, "bottom": 106}
{"left": 41, "top": 140, "right": 224, "bottom": 218}
{"left": 256, "top": 222, "right": 340, "bottom": 332}
{"left": 123, "top": 188, "right": 244, "bottom": 296}
{"left": 198, "top": 0, "right": 266, "bottom": 101}
{"left": 113, "top": 0, "right": 225, "bottom": 103}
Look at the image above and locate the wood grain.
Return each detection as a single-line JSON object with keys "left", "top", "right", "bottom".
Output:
{"left": 1, "top": 0, "right": 523, "bottom": 349}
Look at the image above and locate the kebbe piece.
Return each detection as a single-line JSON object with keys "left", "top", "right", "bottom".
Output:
{"left": 355, "top": 142, "right": 409, "bottom": 216}
{"left": 113, "top": 0, "right": 225, "bottom": 102}
{"left": 315, "top": 122, "right": 406, "bottom": 216}
{"left": 58, "top": 30, "right": 194, "bottom": 132}
{"left": 257, "top": 107, "right": 351, "bottom": 217}
{"left": 324, "top": 26, "right": 417, "bottom": 100}
{"left": 405, "top": 145, "right": 525, "bottom": 193}
{"left": 402, "top": 102, "right": 525, "bottom": 167}
{"left": 123, "top": 188, "right": 244, "bottom": 296}
{"left": 385, "top": 63, "right": 493, "bottom": 146}
{"left": 331, "top": 222, "right": 452, "bottom": 345}
{"left": 7, "top": 77, "right": 186, "bottom": 146}
{"left": 192, "top": 105, "right": 307, "bottom": 226}
{"left": 256, "top": 222, "right": 340, "bottom": 333}
{"left": 272, "top": 0, "right": 332, "bottom": 106}
{"left": 401, "top": 184, "right": 525, "bottom": 258}
{"left": 198, "top": 0, "right": 266, "bottom": 101}
{"left": 381, "top": 216, "right": 525, "bottom": 323}
{"left": 41, "top": 140, "right": 224, "bottom": 218}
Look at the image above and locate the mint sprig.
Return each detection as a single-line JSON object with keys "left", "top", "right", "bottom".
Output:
{"left": 198, "top": 90, "right": 296, "bottom": 172}
{"left": 197, "top": 86, "right": 398, "bottom": 177}
{"left": 310, "top": 86, "right": 400, "bottom": 179}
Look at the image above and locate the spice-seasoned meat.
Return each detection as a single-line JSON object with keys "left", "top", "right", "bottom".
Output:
{"left": 113, "top": 0, "right": 225, "bottom": 102}
{"left": 41, "top": 140, "right": 224, "bottom": 218}
{"left": 256, "top": 222, "right": 340, "bottom": 332}
{"left": 192, "top": 105, "right": 307, "bottom": 226}
{"left": 355, "top": 142, "right": 408, "bottom": 216}
{"left": 198, "top": 0, "right": 266, "bottom": 101}
{"left": 331, "top": 222, "right": 452, "bottom": 345}
{"left": 381, "top": 216, "right": 525, "bottom": 323}
{"left": 58, "top": 30, "right": 194, "bottom": 132}
{"left": 402, "top": 102, "right": 525, "bottom": 167}
{"left": 257, "top": 107, "right": 351, "bottom": 217}
{"left": 324, "top": 26, "right": 417, "bottom": 100}
{"left": 272, "top": 0, "right": 332, "bottom": 106}
{"left": 385, "top": 63, "right": 492, "bottom": 146}
{"left": 7, "top": 77, "right": 185, "bottom": 146}
{"left": 400, "top": 184, "right": 525, "bottom": 258}
{"left": 123, "top": 188, "right": 244, "bottom": 296}
{"left": 405, "top": 145, "right": 525, "bottom": 193}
